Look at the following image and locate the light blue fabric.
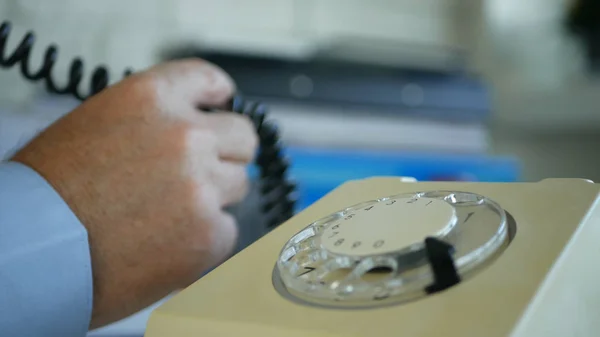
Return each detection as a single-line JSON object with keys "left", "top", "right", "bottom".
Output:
{"left": 0, "top": 161, "right": 93, "bottom": 337}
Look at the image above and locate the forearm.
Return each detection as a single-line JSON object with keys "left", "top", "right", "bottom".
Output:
{"left": 0, "top": 161, "right": 93, "bottom": 337}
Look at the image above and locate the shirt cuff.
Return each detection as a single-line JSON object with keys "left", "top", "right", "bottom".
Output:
{"left": 0, "top": 161, "right": 93, "bottom": 337}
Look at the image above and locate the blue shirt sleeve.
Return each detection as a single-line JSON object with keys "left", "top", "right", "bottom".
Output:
{"left": 0, "top": 161, "right": 93, "bottom": 337}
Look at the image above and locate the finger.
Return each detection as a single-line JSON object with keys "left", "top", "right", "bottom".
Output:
{"left": 185, "top": 129, "right": 219, "bottom": 174}
{"left": 194, "top": 185, "right": 239, "bottom": 267}
{"left": 185, "top": 133, "right": 250, "bottom": 207}
{"left": 210, "top": 160, "right": 250, "bottom": 206}
{"left": 147, "top": 58, "right": 236, "bottom": 107}
{"left": 200, "top": 112, "right": 259, "bottom": 163}
{"left": 207, "top": 211, "right": 238, "bottom": 267}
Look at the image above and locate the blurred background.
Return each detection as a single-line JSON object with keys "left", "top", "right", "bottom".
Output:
{"left": 1, "top": 0, "right": 599, "bottom": 335}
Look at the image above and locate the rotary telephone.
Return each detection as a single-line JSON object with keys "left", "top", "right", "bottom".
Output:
{"left": 4, "top": 21, "right": 600, "bottom": 337}
{"left": 142, "top": 177, "right": 600, "bottom": 337}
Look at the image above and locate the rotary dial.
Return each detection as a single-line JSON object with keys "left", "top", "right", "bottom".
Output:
{"left": 273, "top": 191, "right": 510, "bottom": 308}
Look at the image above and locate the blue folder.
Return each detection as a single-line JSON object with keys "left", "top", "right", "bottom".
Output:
{"left": 251, "top": 146, "right": 520, "bottom": 211}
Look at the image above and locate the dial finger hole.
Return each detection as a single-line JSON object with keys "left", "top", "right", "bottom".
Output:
{"left": 284, "top": 253, "right": 339, "bottom": 293}
{"left": 310, "top": 257, "right": 356, "bottom": 285}
{"left": 318, "top": 257, "right": 355, "bottom": 278}
{"left": 353, "top": 257, "right": 397, "bottom": 283}
{"left": 382, "top": 192, "right": 424, "bottom": 202}
{"left": 290, "top": 249, "right": 320, "bottom": 268}
{"left": 296, "top": 238, "right": 317, "bottom": 252}
{"left": 290, "top": 227, "right": 317, "bottom": 245}
{"left": 330, "top": 268, "right": 364, "bottom": 295}
{"left": 421, "top": 191, "right": 454, "bottom": 199}
{"left": 362, "top": 259, "right": 397, "bottom": 282}
{"left": 311, "top": 212, "right": 345, "bottom": 231}
{"left": 343, "top": 200, "right": 378, "bottom": 213}
{"left": 281, "top": 247, "right": 328, "bottom": 279}
{"left": 322, "top": 268, "right": 354, "bottom": 284}
{"left": 332, "top": 258, "right": 397, "bottom": 296}
{"left": 279, "top": 246, "right": 296, "bottom": 263}
{"left": 445, "top": 192, "right": 485, "bottom": 206}
{"left": 280, "top": 238, "right": 319, "bottom": 264}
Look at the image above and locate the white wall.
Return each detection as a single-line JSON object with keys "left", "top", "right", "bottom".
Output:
{"left": 490, "top": 127, "right": 600, "bottom": 183}
{"left": 467, "top": 0, "right": 600, "bottom": 132}
{"left": 0, "top": 0, "right": 467, "bottom": 105}
{"left": 0, "top": 0, "right": 173, "bottom": 105}
{"left": 476, "top": 0, "right": 600, "bottom": 183}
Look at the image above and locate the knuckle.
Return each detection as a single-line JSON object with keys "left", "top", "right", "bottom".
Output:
{"left": 166, "top": 124, "right": 190, "bottom": 155}
{"left": 241, "top": 116, "right": 259, "bottom": 150}
{"left": 179, "top": 57, "right": 208, "bottom": 68}
{"left": 219, "top": 165, "right": 249, "bottom": 203}
{"left": 195, "top": 129, "right": 219, "bottom": 154}
{"left": 236, "top": 169, "right": 250, "bottom": 197}
{"left": 124, "top": 74, "right": 160, "bottom": 102}
{"left": 178, "top": 58, "right": 236, "bottom": 93}
{"left": 150, "top": 57, "right": 207, "bottom": 74}
{"left": 183, "top": 129, "right": 220, "bottom": 174}
{"left": 179, "top": 185, "right": 241, "bottom": 275}
{"left": 177, "top": 59, "right": 212, "bottom": 77}
{"left": 188, "top": 188, "right": 218, "bottom": 242}
{"left": 211, "top": 213, "right": 238, "bottom": 258}
{"left": 188, "top": 212, "right": 238, "bottom": 265}
{"left": 230, "top": 114, "right": 259, "bottom": 159}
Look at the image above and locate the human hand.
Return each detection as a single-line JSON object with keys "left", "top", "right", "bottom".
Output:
{"left": 12, "top": 59, "right": 258, "bottom": 328}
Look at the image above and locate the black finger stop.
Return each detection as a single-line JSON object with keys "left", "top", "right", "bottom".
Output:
{"left": 424, "top": 237, "right": 461, "bottom": 294}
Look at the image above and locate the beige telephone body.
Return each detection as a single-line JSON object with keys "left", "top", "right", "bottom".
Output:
{"left": 144, "top": 177, "right": 600, "bottom": 337}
